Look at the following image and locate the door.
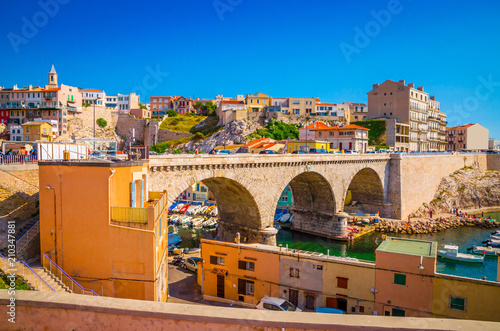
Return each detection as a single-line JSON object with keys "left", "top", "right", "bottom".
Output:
{"left": 339, "top": 142, "right": 342, "bottom": 151}
{"left": 349, "top": 142, "right": 352, "bottom": 150}
{"left": 326, "top": 297, "right": 337, "bottom": 308}
{"left": 217, "top": 275, "right": 225, "bottom": 298}
{"left": 337, "top": 298, "right": 347, "bottom": 312}
{"left": 289, "top": 289, "right": 298, "bottom": 307}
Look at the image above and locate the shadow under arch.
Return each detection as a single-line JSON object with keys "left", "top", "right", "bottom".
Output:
{"left": 168, "top": 175, "right": 274, "bottom": 244}
{"left": 346, "top": 167, "right": 386, "bottom": 216}
{"left": 282, "top": 171, "right": 342, "bottom": 239}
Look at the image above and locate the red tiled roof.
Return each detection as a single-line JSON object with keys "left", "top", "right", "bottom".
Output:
{"left": 447, "top": 124, "right": 474, "bottom": 130}
{"left": 243, "top": 137, "right": 274, "bottom": 148}
{"left": 303, "top": 122, "right": 330, "bottom": 130}
{"left": 316, "top": 102, "right": 337, "bottom": 106}
{"left": 221, "top": 100, "right": 244, "bottom": 104}
{"left": 79, "top": 88, "right": 103, "bottom": 92}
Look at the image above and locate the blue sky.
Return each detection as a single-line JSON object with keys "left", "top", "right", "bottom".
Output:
{"left": 1, "top": 0, "right": 500, "bottom": 138}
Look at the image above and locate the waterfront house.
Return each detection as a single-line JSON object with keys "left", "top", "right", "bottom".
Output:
{"left": 22, "top": 121, "right": 53, "bottom": 142}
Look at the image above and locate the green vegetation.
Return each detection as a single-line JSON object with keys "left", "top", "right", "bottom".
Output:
{"left": 160, "top": 113, "right": 207, "bottom": 132}
{"left": 193, "top": 101, "right": 217, "bottom": 116}
{"left": 190, "top": 116, "right": 222, "bottom": 136}
{"left": 462, "top": 166, "right": 473, "bottom": 170}
{"left": 139, "top": 103, "right": 147, "bottom": 110}
{"left": 247, "top": 119, "right": 299, "bottom": 141}
{"left": 373, "top": 145, "right": 390, "bottom": 150}
{"left": 352, "top": 120, "right": 386, "bottom": 145}
{"left": 430, "top": 197, "right": 442, "bottom": 204}
{"left": 167, "top": 110, "right": 177, "bottom": 117}
{"left": 96, "top": 118, "right": 107, "bottom": 128}
{"left": 83, "top": 102, "right": 91, "bottom": 107}
{"left": 0, "top": 271, "right": 31, "bottom": 290}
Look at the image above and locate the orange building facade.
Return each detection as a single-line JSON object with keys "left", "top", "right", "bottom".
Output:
{"left": 39, "top": 160, "right": 169, "bottom": 302}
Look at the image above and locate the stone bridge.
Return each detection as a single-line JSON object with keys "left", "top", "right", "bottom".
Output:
{"left": 149, "top": 153, "right": 500, "bottom": 245}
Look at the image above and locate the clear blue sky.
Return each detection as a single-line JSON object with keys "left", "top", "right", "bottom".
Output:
{"left": 2, "top": 0, "right": 500, "bottom": 138}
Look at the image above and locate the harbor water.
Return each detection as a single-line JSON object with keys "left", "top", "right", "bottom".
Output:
{"left": 178, "top": 212, "right": 500, "bottom": 281}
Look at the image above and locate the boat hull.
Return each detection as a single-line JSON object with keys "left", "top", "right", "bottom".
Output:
{"left": 437, "top": 251, "right": 484, "bottom": 263}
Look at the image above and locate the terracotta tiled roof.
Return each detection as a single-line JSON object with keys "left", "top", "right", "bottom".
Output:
{"left": 79, "top": 88, "right": 103, "bottom": 92}
{"left": 447, "top": 124, "right": 474, "bottom": 130}
{"left": 316, "top": 102, "right": 337, "bottom": 106}
{"left": 303, "top": 122, "right": 330, "bottom": 130}
{"left": 312, "top": 124, "right": 369, "bottom": 131}
{"left": 221, "top": 100, "right": 244, "bottom": 104}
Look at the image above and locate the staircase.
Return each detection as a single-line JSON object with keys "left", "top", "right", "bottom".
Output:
{"left": 30, "top": 262, "right": 71, "bottom": 293}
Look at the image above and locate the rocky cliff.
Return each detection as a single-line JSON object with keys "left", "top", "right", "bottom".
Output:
{"left": 418, "top": 167, "right": 500, "bottom": 214}
{"left": 178, "top": 119, "right": 262, "bottom": 153}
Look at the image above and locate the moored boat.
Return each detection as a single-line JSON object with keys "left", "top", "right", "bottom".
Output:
{"left": 468, "top": 245, "right": 500, "bottom": 257}
{"left": 437, "top": 245, "right": 484, "bottom": 263}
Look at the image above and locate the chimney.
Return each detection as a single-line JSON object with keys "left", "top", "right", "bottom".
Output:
{"left": 408, "top": 83, "right": 414, "bottom": 88}
{"left": 417, "top": 86, "right": 424, "bottom": 91}
{"left": 399, "top": 80, "right": 405, "bottom": 86}
{"left": 373, "top": 83, "right": 379, "bottom": 89}
{"left": 28, "top": 85, "right": 32, "bottom": 90}
{"left": 430, "top": 96, "right": 435, "bottom": 101}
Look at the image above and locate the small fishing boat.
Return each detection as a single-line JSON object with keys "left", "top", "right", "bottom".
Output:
{"left": 279, "top": 214, "right": 291, "bottom": 223}
{"left": 490, "top": 234, "right": 500, "bottom": 241}
{"left": 210, "top": 206, "right": 218, "bottom": 217}
{"left": 178, "top": 204, "right": 190, "bottom": 214}
{"left": 199, "top": 206, "right": 208, "bottom": 214}
{"left": 468, "top": 245, "right": 500, "bottom": 256}
{"left": 437, "top": 245, "right": 484, "bottom": 263}
{"left": 206, "top": 206, "right": 215, "bottom": 215}
{"left": 483, "top": 238, "right": 500, "bottom": 248}
{"left": 172, "top": 203, "right": 184, "bottom": 213}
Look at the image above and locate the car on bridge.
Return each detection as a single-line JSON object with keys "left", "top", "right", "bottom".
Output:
{"left": 291, "top": 150, "right": 307, "bottom": 154}
{"left": 344, "top": 150, "right": 360, "bottom": 154}
{"left": 308, "top": 148, "right": 328, "bottom": 154}
{"left": 259, "top": 150, "right": 279, "bottom": 155}
{"left": 209, "top": 149, "right": 233, "bottom": 155}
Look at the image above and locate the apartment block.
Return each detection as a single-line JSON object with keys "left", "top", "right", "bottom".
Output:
{"left": 489, "top": 139, "right": 500, "bottom": 150}
{"left": 343, "top": 102, "right": 368, "bottom": 123}
{"left": 79, "top": 88, "right": 105, "bottom": 106}
{"left": 368, "top": 79, "right": 447, "bottom": 151}
{"left": 0, "top": 65, "right": 82, "bottom": 136}
{"left": 312, "top": 124, "right": 369, "bottom": 152}
{"left": 246, "top": 93, "right": 270, "bottom": 113}
{"left": 447, "top": 123, "right": 489, "bottom": 151}
{"left": 39, "top": 159, "right": 169, "bottom": 301}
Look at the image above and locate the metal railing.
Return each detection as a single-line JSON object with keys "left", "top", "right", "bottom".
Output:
{"left": 0, "top": 155, "right": 38, "bottom": 165}
{"left": 41, "top": 253, "right": 99, "bottom": 296}
{"left": 16, "top": 220, "right": 40, "bottom": 255}
{"left": 0, "top": 253, "right": 55, "bottom": 292}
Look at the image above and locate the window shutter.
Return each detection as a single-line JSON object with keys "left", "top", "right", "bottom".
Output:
{"left": 238, "top": 261, "right": 246, "bottom": 270}
{"left": 210, "top": 256, "right": 217, "bottom": 265}
{"left": 238, "top": 279, "right": 246, "bottom": 295}
{"left": 130, "top": 181, "right": 136, "bottom": 207}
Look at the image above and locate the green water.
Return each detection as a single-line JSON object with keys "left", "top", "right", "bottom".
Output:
{"left": 177, "top": 212, "right": 500, "bottom": 281}
{"left": 276, "top": 212, "right": 500, "bottom": 282}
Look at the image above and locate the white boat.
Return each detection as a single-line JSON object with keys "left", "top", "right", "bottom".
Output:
{"left": 484, "top": 238, "right": 500, "bottom": 247}
{"left": 437, "top": 245, "right": 484, "bottom": 263}
{"left": 190, "top": 217, "right": 205, "bottom": 227}
{"left": 172, "top": 203, "right": 184, "bottom": 213}
{"left": 199, "top": 206, "right": 208, "bottom": 214}
{"left": 469, "top": 245, "right": 500, "bottom": 256}
{"left": 210, "top": 206, "right": 218, "bottom": 217}
{"left": 490, "top": 234, "right": 500, "bottom": 241}
{"left": 279, "top": 214, "right": 291, "bottom": 223}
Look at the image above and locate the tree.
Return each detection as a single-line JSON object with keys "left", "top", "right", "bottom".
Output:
{"left": 167, "top": 110, "right": 177, "bottom": 117}
{"left": 139, "top": 103, "right": 147, "bottom": 110}
{"left": 193, "top": 102, "right": 204, "bottom": 111}
{"left": 96, "top": 118, "right": 107, "bottom": 128}
{"left": 202, "top": 101, "right": 217, "bottom": 116}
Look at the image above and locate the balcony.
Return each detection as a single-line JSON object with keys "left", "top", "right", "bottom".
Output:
{"left": 440, "top": 120, "right": 448, "bottom": 125}
{"left": 111, "top": 191, "right": 167, "bottom": 224}
{"left": 428, "top": 116, "right": 440, "bottom": 122}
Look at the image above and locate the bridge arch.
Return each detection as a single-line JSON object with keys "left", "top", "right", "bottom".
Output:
{"left": 344, "top": 167, "right": 388, "bottom": 217}
{"left": 160, "top": 170, "right": 277, "bottom": 244}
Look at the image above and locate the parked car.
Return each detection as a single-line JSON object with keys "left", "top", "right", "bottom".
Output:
{"left": 329, "top": 150, "right": 342, "bottom": 154}
{"left": 182, "top": 257, "right": 202, "bottom": 273}
{"left": 256, "top": 296, "right": 302, "bottom": 312}
{"left": 308, "top": 148, "right": 328, "bottom": 154}
{"left": 259, "top": 150, "right": 279, "bottom": 155}
{"left": 291, "top": 150, "right": 307, "bottom": 154}
{"left": 209, "top": 149, "right": 233, "bottom": 155}
{"left": 344, "top": 150, "right": 360, "bottom": 154}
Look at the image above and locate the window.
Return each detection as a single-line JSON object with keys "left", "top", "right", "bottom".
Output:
{"left": 238, "top": 260, "right": 255, "bottom": 271}
{"left": 449, "top": 296, "right": 466, "bottom": 311}
{"left": 305, "top": 295, "right": 315, "bottom": 310}
{"left": 337, "top": 277, "right": 348, "bottom": 289}
{"left": 281, "top": 196, "right": 288, "bottom": 202}
{"left": 238, "top": 279, "right": 254, "bottom": 295}
{"left": 210, "top": 255, "right": 225, "bottom": 266}
{"left": 290, "top": 267, "right": 300, "bottom": 278}
{"left": 394, "top": 273, "right": 406, "bottom": 285}
{"left": 263, "top": 303, "right": 282, "bottom": 311}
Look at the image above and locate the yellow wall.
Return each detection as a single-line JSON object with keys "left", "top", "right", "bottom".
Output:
{"left": 432, "top": 276, "right": 500, "bottom": 322}
{"left": 39, "top": 161, "right": 168, "bottom": 302}
{"left": 23, "top": 122, "right": 53, "bottom": 142}
{"left": 287, "top": 141, "right": 332, "bottom": 153}
{"left": 322, "top": 260, "right": 375, "bottom": 314}
{"left": 201, "top": 240, "right": 280, "bottom": 306}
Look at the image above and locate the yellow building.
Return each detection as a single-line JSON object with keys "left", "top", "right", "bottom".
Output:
{"left": 22, "top": 121, "right": 53, "bottom": 142}
{"left": 245, "top": 92, "right": 270, "bottom": 112}
{"left": 286, "top": 140, "right": 334, "bottom": 153}
{"left": 39, "top": 159, "right": 169, "bottom": 302}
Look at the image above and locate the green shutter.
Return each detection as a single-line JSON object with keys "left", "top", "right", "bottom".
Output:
{"left": 394, "top": 273, "right": 406, "bottom": 286}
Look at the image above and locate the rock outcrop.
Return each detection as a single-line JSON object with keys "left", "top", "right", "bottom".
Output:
{"left": 179, "top": 119, "right": 261, "bottom": 153}
{"left": 417, "top": 168, "right": 500, "bottom": 214}
{"left": 374, "top": 217, "right": 499, "bottom": 235}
